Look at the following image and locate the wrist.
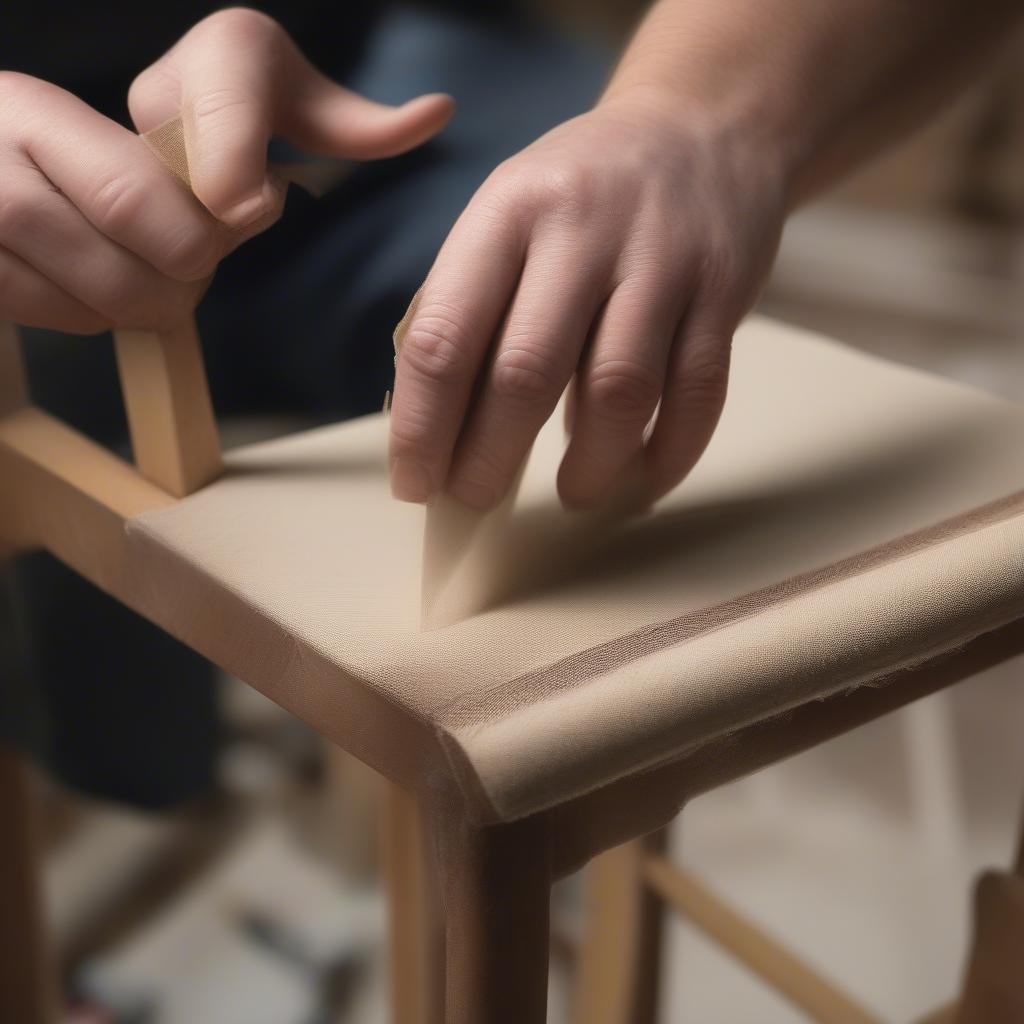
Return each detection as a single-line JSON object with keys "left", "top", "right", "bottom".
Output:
{"left": 597, "top": 77, "right": 798, "bottom": 205}
{"left": 598, "top": 0, "right": 844, "bottom": 212}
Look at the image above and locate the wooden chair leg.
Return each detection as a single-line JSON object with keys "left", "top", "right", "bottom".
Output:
{"left": 952, "top": 871, "right": 1024, "bottom": 1024}
{"left": 573, "top": 828, "right": 668, "bottom": 1024}
{"left": 431, "top": 810, "right": 552, "bottom": 1024}
{"left": 952, "top": 796, "right": 1024, "bottom": 1024}
{"left": 0, "top": 746, "right": 58, "bottom": 1024}
{"left": 382, "top": 781, "right": 444, "bottom": 1024}
{"left": 323, "top": 744, "right": 381, "bottom": 883}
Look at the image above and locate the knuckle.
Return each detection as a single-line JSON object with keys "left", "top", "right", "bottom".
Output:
{"left": 587, "top": 359, "right": 662, "bottom": 422}
{"left": 388, "top": 420, "right": 431, "bottom": 461}
{"left": 473, "top": 167, "right": 530, "bottom": 233}
{"left": 400, "top": 305, "right": 474, "bottom": 386}
{"left": 388, "top": 402, "right": 438, "bottom": 459}
{"left": 487, "top": 160, "right": 596, "bottom": 220}
{"left": 190, "top": 85, "right": 255, "bottom": 129}
{"left": 532, "top": 163, "right": 595, "bottom": 217}
{"left": 677, "top": 342, "right": 731, "bottom": 406}
{"left": 87, "top": 172, "right": 148, "bottom": 237}
{"left": 483, "top": 159, "right": 525, "bottom": 201}
{"left": 491, "top": 342, "right": 562, "bottom": 404}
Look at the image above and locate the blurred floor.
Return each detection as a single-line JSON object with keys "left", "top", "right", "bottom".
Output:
{"left": 662, "top": 662, "right": 1024, "bottom": 1023}
{"left": 656, "top": 181, "right": 1024, "bottom": 1022}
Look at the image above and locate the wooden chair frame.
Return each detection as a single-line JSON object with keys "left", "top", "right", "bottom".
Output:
{"left": 3, "top": 316, "right": 1024, "bottom": 1023}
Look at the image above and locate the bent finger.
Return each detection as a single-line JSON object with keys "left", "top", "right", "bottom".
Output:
{"left": 16, "top": 78, "right": 224, "bottom": 282}
{"left": 445, "top": 239, "right": 609, "bottom": 509}
{"left": 643, "top": 306, "right": 733, "bottom": 503}
{"left": 0, "top": 246, "right": 110, "bottom": 334}
{"left": 1, "top": 165, "right": 202, "bottom": 329}
{"left": 557, "top": 276, "right": 680, "bottom": 508}
{"left": 389, "top": 200, "right": 525, "bottom": 502}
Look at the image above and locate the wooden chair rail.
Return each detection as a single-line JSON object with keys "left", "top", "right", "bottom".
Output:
{"left": 613, "top": 790, "right": 1024, "bottom": 1024}
{"left": 644, "top": 853, "right": 882, "bottom": 1024}
{"left": 113, "top": 322, "right": 222, "bottom": 497}
{"left": 1, "top": 318, "right": 221, "bottom": 504}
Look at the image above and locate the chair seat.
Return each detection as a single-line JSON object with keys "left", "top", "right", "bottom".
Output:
{"left": 124, "top": 317, "right": 1024, "bottom": 821}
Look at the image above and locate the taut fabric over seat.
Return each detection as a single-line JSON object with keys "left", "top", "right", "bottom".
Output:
{"left": 122, "top": 317, "right": 1024, "bottom": 822}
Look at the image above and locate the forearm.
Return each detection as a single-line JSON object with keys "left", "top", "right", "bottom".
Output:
{"left": 603, "top": 0, "right": 1024, "bottom": 206}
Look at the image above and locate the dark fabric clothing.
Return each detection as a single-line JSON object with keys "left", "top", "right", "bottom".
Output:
{"left": 0, "top": 0, "right": 521, "bottom": 123}
{"left": 1, "top": 4, "right": 610, "bottom": 809}
{"left": 2, "top": 1, "right": 379, "bottom": 123}
{"left": 5, "top": 553, "right": 221, "bottom": 807}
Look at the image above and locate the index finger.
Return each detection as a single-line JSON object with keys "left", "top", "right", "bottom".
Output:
{"left": 174, "top": 20, "right": 278, "bottom": 228}
{"left": 21, "top": 79, "right": 225, "bottom": 282}
{"left": 388, "top": 201, "right": 525, "bottom": 503}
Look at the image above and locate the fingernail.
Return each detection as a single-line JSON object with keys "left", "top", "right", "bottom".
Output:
{"left": 391, "top": 458, "right": 433, "bottom": 503}
{"left": 219, "top": 183, "right": 271, "bottom": 229}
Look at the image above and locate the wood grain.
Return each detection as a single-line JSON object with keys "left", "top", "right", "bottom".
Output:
{"left": 645, "top": 855, "right": 881, "bottom": 1024}
{"left": 114, "top": 321, "right": 222, "bottom": 497}
{"left": 573, "top": 829, "right": 667, "bottom": 1024}
{"left": 435, "top": 812, "right": 552, "bottom": 1024}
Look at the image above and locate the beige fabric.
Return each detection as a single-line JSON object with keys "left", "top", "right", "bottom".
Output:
{"left": 125, "top": 318, "right": 1024, "bottom": 820}
{"left": 144, "top": 115, "right": 532, "bottom": 626}
{"left": 142, "top": 119, "right": 194, "bottom": 188}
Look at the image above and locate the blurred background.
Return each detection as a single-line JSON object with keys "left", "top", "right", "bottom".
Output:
{"left": 5, "top": 1, "right": 1024, "bottom": 1022}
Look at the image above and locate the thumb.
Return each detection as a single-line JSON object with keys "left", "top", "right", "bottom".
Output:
{"left": 280, "top": 65, "right": 455, "bottom": 161}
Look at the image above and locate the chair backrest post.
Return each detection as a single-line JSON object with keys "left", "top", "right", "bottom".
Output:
{"left": 113, "top": 318, "right": 222, "bottom": 498}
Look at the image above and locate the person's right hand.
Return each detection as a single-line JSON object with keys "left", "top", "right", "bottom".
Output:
{"left": 0, "top": 8, "right": 454, "bottom": 334}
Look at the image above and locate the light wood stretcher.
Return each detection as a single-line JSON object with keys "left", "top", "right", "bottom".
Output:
{"left": 2, "top": 309, "right": 1023, "bottom": 1023}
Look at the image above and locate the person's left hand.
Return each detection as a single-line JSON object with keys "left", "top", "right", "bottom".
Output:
{"left": 388, "top": 92, "right": 788, "bottom": 510}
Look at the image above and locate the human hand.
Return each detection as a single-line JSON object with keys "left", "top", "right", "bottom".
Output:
{"left": 0, "top": 7, "right": 453, "bottom": 333}
{"left": 388, "top": 91, "right": 787, "bottom": 509}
